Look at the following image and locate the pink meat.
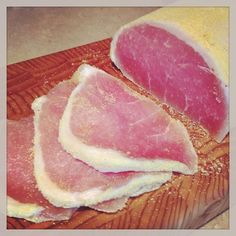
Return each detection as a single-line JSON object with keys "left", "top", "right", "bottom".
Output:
{"left": 7, "top": 117, "right": 132, "bottom": 221}
{"left": 73, "top": 71, "right": 192, "bottom": 163}
{"left": 59, "top": 65, "right": 197, "bottom": 174}
{"left": 111, "top": 23, "right": 228, "bottom": 142}
{"left": 35, "top": 79, "right": 170, "bottom": 207}
{"left": 40, "top": 82, "right": 140, "bottom": 191}
{"left": 7, "top": 117, "right": 75, "bottom": 221}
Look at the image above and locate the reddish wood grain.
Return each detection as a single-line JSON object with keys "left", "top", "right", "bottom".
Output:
{"left": 7, "top": 38, "right": 229, "bottom": 229}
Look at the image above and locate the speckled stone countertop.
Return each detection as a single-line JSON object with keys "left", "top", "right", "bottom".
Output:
{"left": 7, "top": 7, "right": 229, "bottom": 229}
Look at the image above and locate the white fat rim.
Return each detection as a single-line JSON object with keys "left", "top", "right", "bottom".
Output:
{"left": 32, "top": 93, "right": 172, "bottom": 208}
{"left": 91, "top": 181, "right": 164, "bottom": 212}
{"left": 59, "top": 65, "right": 197, "bottom": 174}
{"left": 91, "top": 197, "right": 129, "bottom": 213}
{"left": 110, "top": 20, "right": 229, "bottom": 142}
{"left": 7, "top": 197, "right": 44, "bottom": 221}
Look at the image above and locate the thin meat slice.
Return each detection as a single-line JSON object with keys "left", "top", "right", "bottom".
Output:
{"left": 7, "top": 118, "right": 131, "bottom": 222}
{"left": 59, "top": 64, "right": 197, "bottom": 174}
{"left": 32, "top": 78, "right": 172, "bottom": 208}
{"left": 7, "top": 117, "right": 75, "bottom": 222}
{"left": 91, "top": 197, "right": 128, "bottom": 213}
{"left": 110, "top": 7, "right": 228, "bottom": 143}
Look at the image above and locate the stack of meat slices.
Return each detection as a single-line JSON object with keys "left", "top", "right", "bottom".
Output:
{"left": 7, "top": 7, "right": 228, "bottom": 223}
{"left": 7, "top": 64, "right": 198, "bottom": 222}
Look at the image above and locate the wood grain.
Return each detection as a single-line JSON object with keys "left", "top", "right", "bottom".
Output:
{"left": 7, "top": 38, "right": 229, "bottom": 229}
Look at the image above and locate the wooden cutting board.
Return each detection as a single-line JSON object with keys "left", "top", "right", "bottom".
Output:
{"left": 7, "top": 38, "right": 229, "bottom": 229}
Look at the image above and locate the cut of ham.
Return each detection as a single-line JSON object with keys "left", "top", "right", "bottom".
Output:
{"left": 7, "top": 117, "right": 76, "bottom": 222}
{"left": 32, "top": 78, "right": 172, "bottom": 208}
{"left": 59, "top": 64, "right": 197, "bottom": 174}
{"left": 110, "top": 7, "right": 228, "bottom": 143}
{"left": 7, "top": 117, "right": 152, "bottom": 222}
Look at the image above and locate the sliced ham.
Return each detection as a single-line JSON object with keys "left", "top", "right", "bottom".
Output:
{"left": 110, "top": 7, "right": 229, "bottom": 143}
{"left": 32, "top": 78, "right": 172, "bottom": 208}
{"left": 59, "top": 64, "right": 197, "bottom": 174}
{"left": 7, "top": 117, "right": 75, "bottom": 222}
{"left": 7, "top": 117, "right": 137, "bottom": 222}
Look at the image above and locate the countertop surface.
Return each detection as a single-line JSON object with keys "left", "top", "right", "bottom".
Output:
{"left": 7, "top": 7, "right": 229, "bottom": 229}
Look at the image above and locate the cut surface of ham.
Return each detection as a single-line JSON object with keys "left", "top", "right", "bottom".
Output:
{"left": 110, "top": 8, "right": 228, "bottom": 143}
{"left": 59, "top": 64, "right": 197, "bottom": 174}
{"left": 32, "top": 78, "right": 172, "bottom": 208}
{"left": 7, "top": 117, "right": 75, "bottom": 222}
